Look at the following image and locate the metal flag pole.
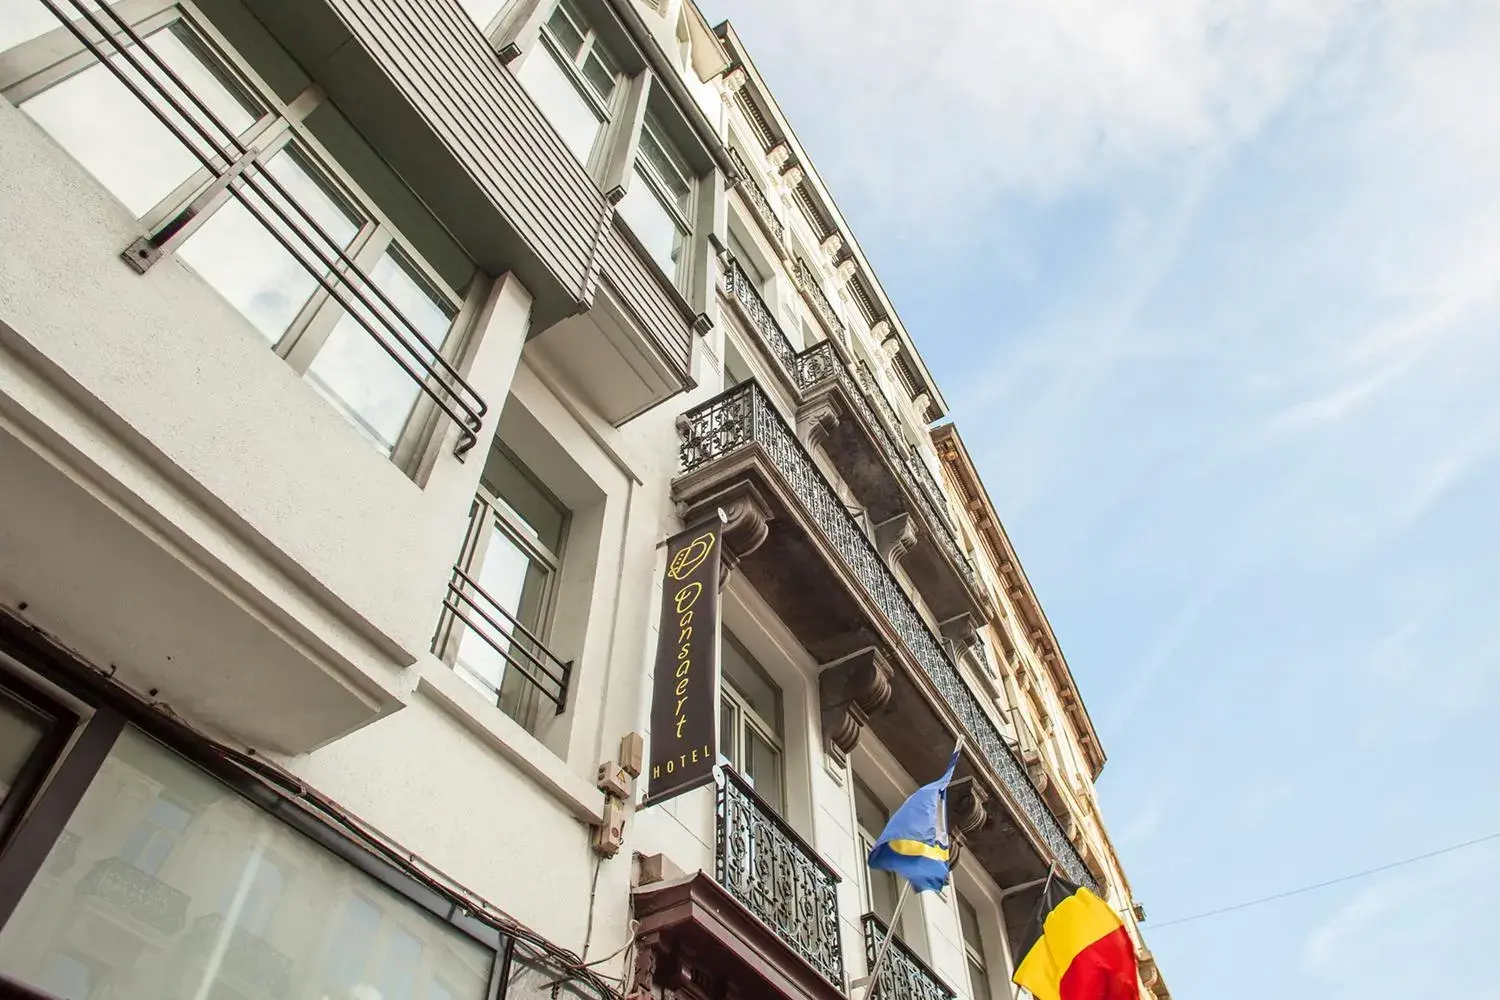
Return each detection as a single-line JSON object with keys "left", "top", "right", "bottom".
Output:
{"left": 861, "top": 735, "right": 966, "bottom": 999}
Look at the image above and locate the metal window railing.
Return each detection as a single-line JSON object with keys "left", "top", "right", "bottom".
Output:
{"left": 716, "top": 766, "right": 844, "bottom": 986}
{"left": 728, "top": 148, "right": 786, "bottom": 245}
{"left": 438, "top": 565, "right": 573, "bottom": 715}
{"left": 862, "top": 914, "right": 956, "bottom": 1000}
{"left": 35, "top": 0, "right": 488, "bottom": 457}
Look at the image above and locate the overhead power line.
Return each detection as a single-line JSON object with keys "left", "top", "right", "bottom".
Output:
{"left": 1151, "top": 830, "right": 1500, "bottom": 930}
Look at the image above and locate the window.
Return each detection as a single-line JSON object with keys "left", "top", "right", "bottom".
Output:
{"left": 119, "top": 794, "right": 194, "bottom": 875}
{"left": 718, "top": 634, "right": 783, "bottom": 812}
{"left": 0, "top": 2, "right": 480, "bottom": 467}
{"left": 855, "top": 778, "right": 920, "bottom": 945}
{"left": 723, "top": 338, "right": 753, "bottom": 387}
{"left": 0, "top": 727, "right": 492, "bottom": 1000}
{"left": 959, "top": 893, "right": 994, "bottom": 1000}
{"left": 218, "top": 853, "right": 286, "bottom": 935}
{"left": 617, "top": 112, "right": 694, "bottom": 286}
{"left": 516, "top": 0, "right": 622, "bottom": 166}
{"left": 727, "top": 227, "right": 769, "bottom": 290}
{"left": 0, "top": 693, "right": 48, "bottom": 811}
{"left": 460, "top": 0, "right": 508, "bottom": 33}
{"left": 439, "top": 445, "right": 572, "bottom": 734}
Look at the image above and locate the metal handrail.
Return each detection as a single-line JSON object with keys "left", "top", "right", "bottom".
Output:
{"left": 719, "top": 765, "right": 841, "bottom": 883}
{"left": 40, "top": 0, "right": 488, "bottom": 456}
{"left": 440, "top": 566, "right": 572, "bottom": 713}
{"left": 861, "top": 913, "right": 956, "bottom": 1000}
{"left": 728, "top": 147, "right": 785, "bottom": 244}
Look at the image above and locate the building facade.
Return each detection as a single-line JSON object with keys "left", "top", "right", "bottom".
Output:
{"left": 0, "top": 1, "right": 1168, "bottom": 999}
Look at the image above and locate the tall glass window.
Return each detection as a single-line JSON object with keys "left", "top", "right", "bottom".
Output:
{"left": 516, "top": 0, "right": 622, "bottom": 167}
{"left": 438, "top": 445, "right": 572, "bottom": 735}
{"left": 718, "top": 634, "right": 783, "bottom": 812}
{"left": 0, "top": 2, "right": 478, "bottom": 467}
{"left": 855, "top": 778, "right": 922, "bottom": 948}
{"left": 959, "top": 892, "right": 995, "bottom": 1000}
{"left": 617, "top": 112, "right": 694, "bottom": 286}
{"left": 0, "top": 727, "right": 491, "bottom": 1000}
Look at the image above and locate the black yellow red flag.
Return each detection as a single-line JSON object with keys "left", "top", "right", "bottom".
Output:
{"left": 1012, "top": 876, "right": 1138, "bottom": 1000}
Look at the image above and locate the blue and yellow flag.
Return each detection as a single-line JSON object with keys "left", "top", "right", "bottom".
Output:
{"left": 867, "top": 749, "right": 960, "bottom": 892}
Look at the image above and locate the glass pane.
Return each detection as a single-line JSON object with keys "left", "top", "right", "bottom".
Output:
{"left": 178, "top": 148, "right": 361, "bottom": 341}
{"left": 969, "top": 958, "right": 994, "bottom": 1000}
{"left": 718, "top": 699, "right": 737, "bottom": 768}
{"left": 745, "top": 726, "right": 782, "bottom": 812}
{"left": 854, "top": 778, "right": 888, "bottom": 838}
{"left": 483, "top": 447, "right": 568, "bottom": 553}
{"left": 380, "top": 928, "right": 423, "bottom": 1000}
{"left": 516, "top": 47, "right": 603, "bottom": 164}
{"left": 580, "top": 50, "right": 617, "bottom": 105}
{"left": 0, "top": 728, "right": 491, "bottom": 1000}
{"left": 638, "top": 125, "right": 691, "bottom": 213}
{"left": 0, "top": 698, "right": 45, "bottom": 805}
{"left": 20, "top": 22, "right": 259, "bottom": 217}
{"left": 306, "top": 251, "right": 454, "bottom": 454}
{"left": 958, "top": 894, "right": 984, "bottom": 952}
{"left": 545, "top": 2, "right": 586, "bottom": 59}
{"left": 118, "top": 795, "right": 193, "bottom": 875}
{"left": 0, "top": 0, "right": 101, "bottom": 53}
{"left": 618, "top": 167, "right": 685, "bottom": 281}
{"left": 721, "top": 635, "right": 780, "bottom": 733}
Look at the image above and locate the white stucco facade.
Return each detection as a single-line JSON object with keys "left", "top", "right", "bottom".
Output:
{"left": 0, "top": 1, "right": 1169, "bottom": 999}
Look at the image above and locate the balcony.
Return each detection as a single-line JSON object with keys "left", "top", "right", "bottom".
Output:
{"left": 723, "top": 259, "right": 982, "bottom": 624}
{"left": 178, "top": 913, "right": 295, "bottom": 1000}
{"left": 77, "top": 858, "right": 189, "bottom": 936}
{"left": 674, "top": 380, "right": 1092, "bottom": 889}
{"left": 730, "top": 148, "right": 787, "bottom": 248}
{"left": 861, "top": 915, "right": 955, "bottom": 1000}
{"left": 239, "top": 0, "right": 697, "bottom": 421}
{"left": 716, "top": 767, "right": 843, "bottom": 986}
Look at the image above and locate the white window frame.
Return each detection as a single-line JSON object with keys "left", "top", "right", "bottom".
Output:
{"left": 0, "top": 0, "right": 486, "bottom": 472}
{"left": 626, "top": 109, "right": 695, "bottom": 286}
{"left": 530, "top": 0, "right": 625, "bottom": 173}
{"left": 718, "top": 634, "right": 784, "bottom": 813}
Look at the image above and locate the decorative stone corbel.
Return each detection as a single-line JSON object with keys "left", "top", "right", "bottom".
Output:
{"left": 681, "top": 480, "right": 774, "bottom": 590}
{"left": 835, "top": 257, "right": 858, "bottom": 283}
{"left": 797, "top": 397, "right": 842, "bottom": 452}
{"left": 766, "top": 143, "right": 791, "bottom": 170}
{"left": 780, "top": 164, "right": 804, "bottom": 189}
{"left": 874, "top": 513, "right": 919, "bottom": 566}
{"left": 720, "top": 66, "right": 748, "bottom": 104}
{"left": 910, "top": 391, "right": 932, "bottom": 415}
{"left": 818, "top": 647, "right": 893, "bottom": 767}
{"left": 948, "top": 775, "right": 989, "bottom": 837}
{"left": 939, "top": 612, "right": 979, "bottom": 651}
{"left": 820, "top": 233, "right": 844, "bottom": 258}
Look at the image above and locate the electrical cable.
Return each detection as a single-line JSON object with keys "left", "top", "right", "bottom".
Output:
{"left": 1151, "top": 830, "right": 1500, "bottom": 930}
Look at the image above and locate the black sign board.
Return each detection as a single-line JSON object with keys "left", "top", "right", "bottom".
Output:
{"left": 643, "top": 516, "right": 724, "bottom": 806}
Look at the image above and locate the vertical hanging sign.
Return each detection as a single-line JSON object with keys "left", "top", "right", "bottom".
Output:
{"left": 643, "top": 515, "right": 724, "bottom": 807}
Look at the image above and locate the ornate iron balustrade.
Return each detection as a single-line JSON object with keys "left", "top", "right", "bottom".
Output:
{"left": 77, "top": 857, "right": 190, "bottom": 935}
{"left": 182, "top": 913, "right": 295, "bottom": 999}
{"left": 862, "top": 915, "right": 955, "bottom": 1000}
{"left": 729, "top": 148, "right": 786, "bottom": 245}
{"left": 35, "top": 0, "right": 488, "bottom": 456}
{"left": 716, "top": 766, "right": 844, "bottom": 986}
{"left": 721, "top": 255, "right": 975, "bottom": 589}
{"left": 794, "top": 256, "right": 847, "bottom": 342}
{"left": 681, "top": 382, "right": 1092, "bottom": 886}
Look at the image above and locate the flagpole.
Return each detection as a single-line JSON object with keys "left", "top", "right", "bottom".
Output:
{"left": 862, "top": 880, "right": 912, "bottom": 999}
{"left": 863, "top": 735, "right": 965, "bottom": 999}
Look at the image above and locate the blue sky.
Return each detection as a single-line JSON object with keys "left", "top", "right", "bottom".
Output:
{"left": 702, "top": 0, "right": 1500, "bottom": 995}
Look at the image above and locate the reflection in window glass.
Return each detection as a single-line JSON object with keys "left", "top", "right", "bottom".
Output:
{"left": 459, "top": 0, "right": 507, "bottom": 31}
{"left": 380, "top": 928, "right": 424, "bottom": 1000}
{"left": 178, "top": 148, "right": 361, "bottom": 342}
{"left": 0, "top": 698, "right": 45, "bottom": 806}
{"left": 20, "top": 22, "right": 259, "bottom": 216}
{"left": 0, "top": 728, "right": 491, "bottom": 1000}
{"left": 306, "top": 252, "right": 454, "bottom": 454}
{"left": 516, "top": 48, "right": 603, "bottom": 164}
{"left": 118, "top": 795, "right": 193, "bottom": 875}
{"left": 617, "top": 168, "right": 683, "bottom": 278}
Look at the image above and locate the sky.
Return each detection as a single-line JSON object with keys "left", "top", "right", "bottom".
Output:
{"left": 698, "top": 0, "right": 1500, "bottom": 996}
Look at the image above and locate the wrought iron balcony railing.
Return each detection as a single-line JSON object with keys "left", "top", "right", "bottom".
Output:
{"left": 862, "top": 915, "right": 955, "bottom": 1000}
{"left": 78, "top": 857, "right": 190, "bottom": 935}
{"left": 794, "top": 256, "right": 847, "bottom": 343}
{"left": 723, "top": 257, "right": 977, "bottom": 590}
{"left": 681, "top": 382, "right": 1092, "bottom": 886}
{"left": 36, "top": 0, "right": 487, "bottom": 456}
{"left": 729, "top": 148, "right": 786, "bottom": 245}
{"left": 716, "top": 766, "right": 844, "bottom": 986}
{"left": 182, "top": 913, "right": 295, "bottom": 1000}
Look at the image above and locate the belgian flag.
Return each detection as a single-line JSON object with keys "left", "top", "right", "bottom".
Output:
{"left": 1012, "top": 876, "right": 1138, "bottom": 1000}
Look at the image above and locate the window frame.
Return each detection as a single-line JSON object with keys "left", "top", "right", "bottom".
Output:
{"left": 525, "top": 0, "right": 625, "bottom": 174}
{"left": 0, "top": 613, "right": 617, "bottom": 1000}
{"left": 620, "top": 109, "right": 695, "bottom": 286}
{"left": 0, "top": 0, "right": 488, "bottom": 472}
{"left": 717, "top": 633, "right": 784, "bottom": 813}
